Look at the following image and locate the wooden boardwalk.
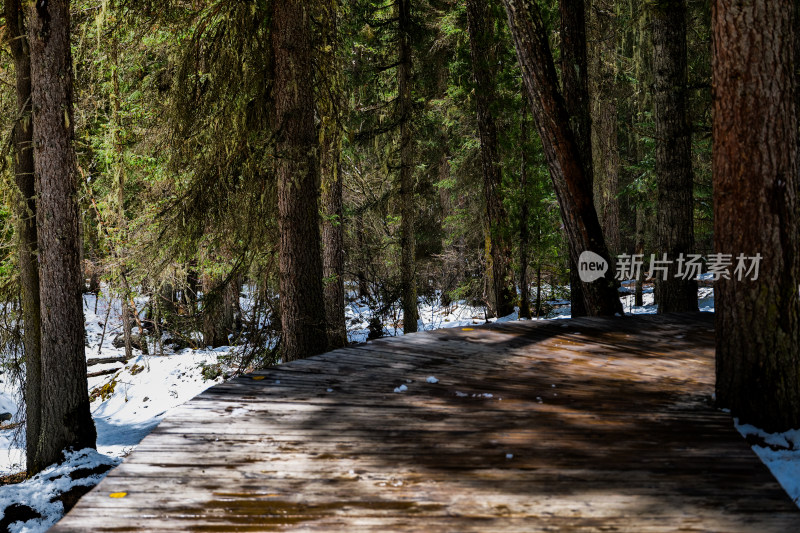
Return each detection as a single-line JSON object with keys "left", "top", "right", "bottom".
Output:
{"left": 53, "top": 313, "right": 799, "bottom": 532}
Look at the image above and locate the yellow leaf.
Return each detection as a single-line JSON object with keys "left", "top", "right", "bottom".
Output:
{"left": 461, "top": 328, "right": 475, "bottom": 331}
{"left": 109, "top": 492, "right": 127, "bottom": 498}
{"left": 252, "top": 376, "right": 266, "bottom": 381}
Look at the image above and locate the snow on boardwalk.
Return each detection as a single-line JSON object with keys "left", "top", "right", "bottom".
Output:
{"left": 53, "top": 313, "right": 799, "bottom": 531}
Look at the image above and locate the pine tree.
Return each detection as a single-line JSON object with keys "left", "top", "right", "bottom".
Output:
{"left": 561, "top": 0, "right": 593, "bottom": 317}
{"left": 27, "top": 0, "right": 96, "bottom": 470}
{"left": 502, "top": 0, "right": 623, "bottom": 317}
{"left": 398, "top": 0, "right": 419, "bottom": 333}
{"left": 272, "top": 0, "right": 328, "bottom": 361}
{"left": 465, "top": 0, "right": 515, "bottom": 318}
{"left": 713, "top": 0, "right": 800, "bottom": 432}
{"left": 5, "top": 0, "right": 42, "bottom": 475}
{"left": 651, "top": 0, "right": 697, "bottom": 313}
{"left": 318, "top": 0, "right": 348, "bottom": 350}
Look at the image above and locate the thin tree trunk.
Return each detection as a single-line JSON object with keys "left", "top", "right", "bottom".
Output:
{"left": 319, "top": 0, "right": 347, "bottom": 350}
{"left": 398, "top": 0, "right": 418, "bottom": 333}
{"left": 535, "top": 263, "right": 542, "bottom": 318}
{"left": 652, "top": 0, "right": 698, "bottom": 313}
{"left": 466, "top": 0, "right": 515, "bottom": 319}
{"left": 634, "top": 206, "right": 645, "bottom": 307}
{"left": 272, "top": 0, "right": 328, "bottom": 360}
{"left": 111, "top": 33, "right": 133, "bottom": 361}
{"left": 6, "top": 0, "right": 42, "bottom": 476}
{"left": 561, "top": 0, "right": 593, "bottom": 317}
{"left": 519, "top": 94, "right": 532, "bottom": 320}
{"left": 502, "top": 0, "right": 623, "bottom": 317}
{"left": 201, "top": 275, "right": 235, "bottom": 348}
{"left": 28, "top": 0, "right": 96, "bottom": 470}
{"left": 713, "top": 0, "right": 800, "bottom": 432}
{"left": 356, "top": 214, "right": 370, "bottom": 299}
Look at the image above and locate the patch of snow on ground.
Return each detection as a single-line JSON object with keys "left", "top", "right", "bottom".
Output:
{"left": 0, "top": 448, "right": 120, "bottom": 532}
{"left": 0, "top": 290, "right": 234, "bottom": 531}
{"left": 735, "top": 420, "right": 800, "bottom": 506}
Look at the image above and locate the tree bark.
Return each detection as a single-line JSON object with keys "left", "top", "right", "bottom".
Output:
{"left": 466, "top": 0, "right": 516, "bottom": 319}
{"left": 201, "top": 275, "right": 237, "bottom": 348}
{"left": 398, "top": 0, "right": 418, "bottom": 333}
{"left": 713, "top": 0, "right": 800, "bottom": 432}
{"left": 588, "top": 0, "right": 621, "bottom": 257}
{"left": 652, "top": 0, "right": 697, "bottom": 313}
{"left": 272, "top": 0, "right": 328, "bottom": 361}
{"left": 519, "top": 96, "right": 532, "bottom": 320}
{"left": 6, "top": 0, "right": 43, "bottom": 476}
{"left": 502, "top": 0, "right": 623, "bottom": 317}
{"left": 28, "top": 0, "right": 96, "bottom": 470}
{"left": 319, "top": 0, "right": 347, "bottom": 350}
{"left": 561, "top": 0, "right": 593, "bottom": 317}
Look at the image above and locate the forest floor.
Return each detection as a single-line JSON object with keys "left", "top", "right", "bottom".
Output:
{"left": 0, "top": 284, "right": 797, "bottom": 531}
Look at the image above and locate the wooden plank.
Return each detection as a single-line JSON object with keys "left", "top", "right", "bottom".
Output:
{"left": 52, "top": 315, "right": 799, "bottom": 532}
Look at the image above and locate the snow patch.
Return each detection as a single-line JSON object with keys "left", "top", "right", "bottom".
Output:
{"left": 0, "top": 449, "right": 120, "bottom": 532}
{"left": 735, "top": 419, "right": 800, "bottom": 506}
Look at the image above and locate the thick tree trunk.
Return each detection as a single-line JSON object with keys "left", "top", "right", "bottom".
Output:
{"left": 561, "top": 0, "right": 593, "bottom": 317}
{"left": 502, "top": 0, "right": 623, "bottom": 317}
{"left": 28, "top": 0, "right": 96, "bottom": 470}
{"left": 466, "top": 0, "right": 515, "bottom": 319}
{"left": 319, "top": 0, "right": 347, "bottom": 350}
{"left": 652, "top": 0, "right": 698, "bottom": 313}
{"left": 713, "top": 0, "right": 800, "bottom": 432}
{"left": 6, "top": 0, "right": 42, "bottom": 476}
{"left": 272, "top": 0, "right": 328, "bottom": 361}
{"left": 398, "top": 0, "right": 418, "bottom": 333}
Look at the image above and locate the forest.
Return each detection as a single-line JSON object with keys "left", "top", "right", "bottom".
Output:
{"left": 0, "top": 0, "right": 798, "bottom": 526}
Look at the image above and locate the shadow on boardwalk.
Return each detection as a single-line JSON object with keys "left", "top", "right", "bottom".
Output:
{"left": 53, "top": 313, "right": 800, "bottom": 532}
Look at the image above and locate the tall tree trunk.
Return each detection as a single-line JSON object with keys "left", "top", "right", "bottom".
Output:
{"left": 561, "top": 0, "right": 593, "bottom": 317}
{"left": 111, "top": 33, "right": 134, "bottom": 361}
{"left": 6, "top": 0, "right": 42, "bottom": 476}
{"left": 28, "top": 0, "right": 96, "bottom": 471}
{"left": 588, "top": 0, "right": 621, "bottom": 256}
{"left": 466, "top": 0, "right": 515, "bottom": 319}
{"left": 519, "top": 94, "right": 532, "bottom": 320}
{"left": 502, "top": 0, "right": 623, "bottom": 317}
{"left": 272, "top": 0, "right": 328, "bottom": 361}
{"left": 319, "top": 0, "right": 347, "bottom": 350}
{"left": 652, "top": 0, "right": 697, "bottom": 313}
{"left": 713, "top": 0, "right": 800, "bottom": 432}
{"left": 398, "top": 0, "right": 418, "bottom": 333}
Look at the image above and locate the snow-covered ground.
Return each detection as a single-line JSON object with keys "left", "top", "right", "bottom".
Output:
{"left": 0, "top": 284, "right": 799, "bottom": 531}
{"left": 0, "top": 292, "right": 235, "bottom": 531}
{"left": 736, "top": 421, "right": 800, "bottom": 506}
